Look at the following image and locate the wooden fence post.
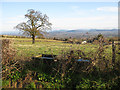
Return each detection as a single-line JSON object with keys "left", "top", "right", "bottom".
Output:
{"left": 118, "top": 38, "right": 120, "bottom": 56}
{"left": 112, "top": 40, "right": 116, "bottom": 64}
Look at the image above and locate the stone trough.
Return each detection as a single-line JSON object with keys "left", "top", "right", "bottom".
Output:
{"left": 32, "top": 54, "right": 90, "bottom": 63}
{"left": 32, "top": 54, "right": 57, "bottom": 65}
{"left": 32, "top": 54, "right": 90, "bottom": 73}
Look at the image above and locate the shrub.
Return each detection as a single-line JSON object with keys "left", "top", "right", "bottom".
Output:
{"left": 2, "top": 39, "right": 21, "bottom": 82}
{"left": 25, "top": 82, "right": 36, "bottom": 89}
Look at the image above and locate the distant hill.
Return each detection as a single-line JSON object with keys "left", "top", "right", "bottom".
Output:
{"left": 47, "top": 29, "right": 118, "bottom": 39}
{"left": 0, "top": 29, "right": 118, "bottom": 39}
{"left": 89, "top": 29, "right": 118, "bottom": 32}
{"left": 0, "top": 31, "right": 21, "bottom": 36}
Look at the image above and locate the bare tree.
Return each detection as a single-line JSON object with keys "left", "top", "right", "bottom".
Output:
{"left": 15, "top": 9, "right": 52, "bottom": 44}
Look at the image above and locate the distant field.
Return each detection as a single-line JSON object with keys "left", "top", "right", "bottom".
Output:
{"left": 3, "top": 38, "right": 113, "bottom": 61}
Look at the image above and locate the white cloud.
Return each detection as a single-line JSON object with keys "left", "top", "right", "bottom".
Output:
{"left": 71, "top": 6, "right": 86, "bottom": 16}
{"left": 51, "top": 15, "right": 118, "bottom": 30}
{"left": 1, "top": 15, "right": 26, "bottom": 32}
{"left": 96, "top": 7, "right": 118, "bottom": 12}
{"left": 71, "top": 6, "right": 79, "bottom": 9}
{"left": 6, "top": 15, "right": 25, "bottom": 24}
{"left": 1, "top": 14, "right": 118, "bottom": 32}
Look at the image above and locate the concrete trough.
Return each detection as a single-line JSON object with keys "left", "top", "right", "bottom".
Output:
{"left": 32, "top": 54, "right": 90, "bottom": 63}
{"left": 32, "top": 54, "right": 90, "bottom": 73}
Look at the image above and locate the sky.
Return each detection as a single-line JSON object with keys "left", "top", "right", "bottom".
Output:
{"left": 0, "top": 1, "right": 118, "bottom": 32}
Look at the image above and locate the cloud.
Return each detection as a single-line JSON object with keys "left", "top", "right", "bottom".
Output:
{"left": 1, "top": 14, "right": 117, "bottom": 32}
{"left": 1, "top": 15, "right": 26, "bottom": 31}
{"left": 96, "top": 6, "right": 118, "bottom": 12}
{"left": 71, "top": 6, "right": 86, "bottom": 16}
{"left": 6, "top": 15, "right": 25, "bottom": 24}
{"left": 71, "top": 6, "right": 79, "bottom": 9}
{"left": 51, "top": 15, "right": 117, "bottom": 30}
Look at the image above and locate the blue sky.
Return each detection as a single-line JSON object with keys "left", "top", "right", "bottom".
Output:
{"left": 0, "top": 2, "right": 118, "bottom": 32}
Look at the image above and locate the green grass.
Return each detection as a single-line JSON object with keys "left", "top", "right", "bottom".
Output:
{"left": 2, "top": 80, "right": 9, "bottom": 88}
{"left": 10, "top": 38, "right": 114, "bottom": 60}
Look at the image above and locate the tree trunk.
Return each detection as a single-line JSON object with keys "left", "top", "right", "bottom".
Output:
{"left": 32, "top": 35, "right": 35, "bottom": 44}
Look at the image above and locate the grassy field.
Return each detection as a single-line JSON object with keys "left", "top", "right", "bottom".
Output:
{"left": 12, "top": 38, "right": 110, "bottom": 54}
{"left": 6, "top": 38, "right": 114, "bottom": 61}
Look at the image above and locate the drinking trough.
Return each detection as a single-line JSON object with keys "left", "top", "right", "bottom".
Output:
{"left": 32, "top": 54, "right": 90, "bottom": 62}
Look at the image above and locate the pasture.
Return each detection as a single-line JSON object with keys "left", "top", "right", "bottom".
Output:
{"left": 11, "top": 38, "right": 113, "bottom": 58}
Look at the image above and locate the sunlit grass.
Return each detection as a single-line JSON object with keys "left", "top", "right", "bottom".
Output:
{"left": 10, "top": 38, "right": 113, "bottom": 60}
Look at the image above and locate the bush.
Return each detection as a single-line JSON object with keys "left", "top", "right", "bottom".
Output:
{"left": 25, "top": 82, "right": 36, "bottom": 89}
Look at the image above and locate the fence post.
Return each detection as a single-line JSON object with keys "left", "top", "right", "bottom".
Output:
{"left": 112, "top": 40, "right": 116, "bottom": 64}
{"left": 118, "top": 37, "right": 120, "bottom": 56}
